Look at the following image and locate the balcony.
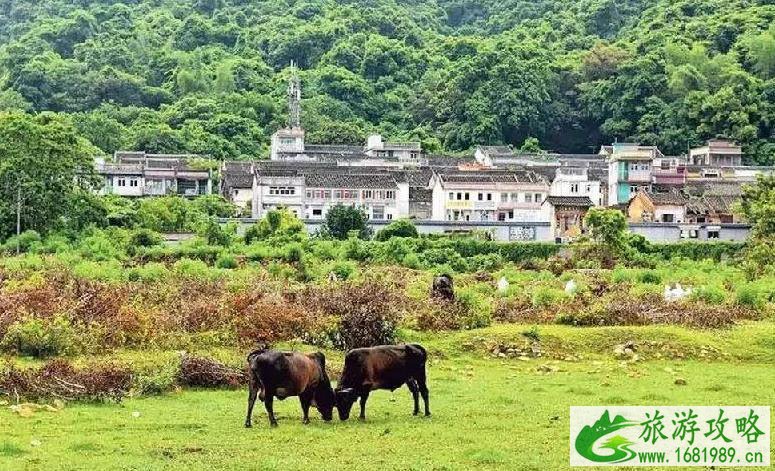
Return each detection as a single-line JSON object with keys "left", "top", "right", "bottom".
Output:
{"left": 627, "top": 170, "right": 652, "bottom": 182}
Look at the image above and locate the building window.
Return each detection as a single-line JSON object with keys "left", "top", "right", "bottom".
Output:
{"left": 487, "top": 193, "right": 493, "bottom": 201}
{"left": 707, "top": 229, "right": 720, "bottom": 239}
{"left": 269, "top": 186, "right": 295, "bottom": 195}
{"left": 280, "top": 138, "right": 295, "bottom": 145}
{"left": 585, "top": 184, "right": 592, "bottom": 193}
{"left": 525, "top": 194, "right": 533, "bottom": 203}
{"left": 129, "top": 179, "right": 138, "bottom": 187}
{"left": 312, "top": 209, "right": 322, "bottom": 217}
{"left": 570, "top": 183, "right": 579, "bottom": 194}
{"left": 372, "top": 206, "right": 385, "bottom": 220}
{"left": 306, "top": 190, "right": 312, "bottom": 198}
{"left": 386, "top": 213, "right": 393, "bottom": 220}
{"left": 498, "top": 213, "right": 506, "bottom": 221}
{"left": 385, "top": 190, "right": 395, "bottom": 199}
{"left": 334, "top": 190, "right": 342, "bottom": 199}
{"left": 508, "top": 210, "right": 513, "bottom": 219}
{"left": 449, "top": 192, "right": 454, "bottom": 200}
{"left": 501, "top": 193, "right": 508, "bottom": 203}
{"left": 117, "top": 178, "right": 126, "bottom": 187}
{"left": 510, "top": 192, "right": 518, "bottom": 201}
{"left": 534, "top": 193, "right": 542, "bottom": 202}
{"left": 464, "top": 193, "right": 470, "bottom": 200}
{"left": 661, "top": 214, "right": 674, "bottom": 223}
{"left": 456, "top": 192, "right": 462, "bottom": 200}
{"left": 363, "top": 190, "right": 373, "bottom": 199}
{"left": 478, "top": 193, "right": 483, "bottom": 201}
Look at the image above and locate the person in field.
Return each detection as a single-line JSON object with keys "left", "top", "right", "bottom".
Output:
{"left": 334, "top": 344, "right": 430, "bottom": 421}
{"left": 245, "top": 349, "right": 334, "bottom": 428}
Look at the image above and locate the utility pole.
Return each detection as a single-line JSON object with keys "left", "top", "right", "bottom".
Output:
{"left": 16, "top": 183, "right": 21, "bottom": 255}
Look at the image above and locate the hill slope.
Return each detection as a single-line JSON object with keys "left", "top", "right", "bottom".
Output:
{"left": 0, "top": 0, "right": 773, "bottom": 163}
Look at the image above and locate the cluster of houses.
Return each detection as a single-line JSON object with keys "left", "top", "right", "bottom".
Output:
{"left": 95, "top": 76, "right": 773, "bottom": 242}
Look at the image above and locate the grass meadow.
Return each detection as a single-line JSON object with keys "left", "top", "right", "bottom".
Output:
{"left": 2, "top": 322, "right": 774, "bottom": 471}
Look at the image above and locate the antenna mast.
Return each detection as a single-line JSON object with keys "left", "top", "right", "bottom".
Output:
{"left": 287, "top": 60, "right": 301, "bottom": 129}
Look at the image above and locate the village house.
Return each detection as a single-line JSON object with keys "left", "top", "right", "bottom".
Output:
{"left": 549, "top": 167, "right": 604, "bottom": 206}
{"left": 689, "top": 138, "right": 743, "bottom": 167}
{"left": 220, "top": 161, "right": 254, "bottom": 214}
{"left": 251, "top": 162, "right": 409, "bottom": 221}
{"left": 95, "top": 152, "right": 213, "bottom": 197}
{"left": 542, "top": 196, "right": 594, "bottom": 241}
{"left": 430, "top": 170, "right": 550, "bottom": 223}
{"left": 606, "top": 143, "right": 662, "bottom": 205}
{"left": 627, "top": 188, "right": 687, "bottom": 223}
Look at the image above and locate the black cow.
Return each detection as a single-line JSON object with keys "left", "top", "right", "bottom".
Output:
{"left": 245, "top": 349, "right": 335, "bottom": 428}
{"left": 431, "top": 274, "right": 454, "bottom": 301}
{"left": 334, "top": 344, "right": 430, "bottom": 421}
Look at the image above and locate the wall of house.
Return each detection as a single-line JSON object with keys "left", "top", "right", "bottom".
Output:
{"left": 629, "top": 223, "right": 750, "bottom": 242}
{"left": 654, "top": 205, "right": 685, "bottom": 223}
{"left": 627, "top": 193, "right": 653, "bottom": 221}
{"left": 550, "top": 179, "right": 602, "bottom": 206}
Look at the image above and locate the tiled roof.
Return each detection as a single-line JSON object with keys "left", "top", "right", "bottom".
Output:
{"left": 438, "top": 170, "right": 546, "bottom": 185}
{"left": 409, "top": 188, "right": 433, "bottom": 202}
{"left": 647, "top": 189, "right": 687, "bottom": 206}
{"left": 479, "top": 145, "right": 514, "bottom": 157}
{"left": 544, "top": 196, "right": 594, "bottom": 207}
{"left": 304, "top": 173, "right": 398, "bottom": 189}
{"left": 221, "top": 161, "right": 253, "bottom": 188}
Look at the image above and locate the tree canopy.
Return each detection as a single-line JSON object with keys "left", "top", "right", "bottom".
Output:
{"left": 0, "top": 0, "right": 773, "bottom": 163}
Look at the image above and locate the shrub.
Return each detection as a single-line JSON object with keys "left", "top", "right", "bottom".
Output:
{"left": 329, "top": 260, "right": 357, "bottom": 280}
{"left": 375, "top": 219, "right": 419, "bottom": 241}
{"left": 1, "top": 230, "right": 42, "bottom": 254}
{"left": 128, "top": 228, "right": 162, "bottom": 250}
{"left": 320, "top": 204, "right": 371, "bottom": 240}
{"left": 216, "top": 253, "right": 239, "bottom": 269}
{"left": 469, "top": 253, "right": 504, "bottom": 272}
{"left": 178, "top": 354, "right": 246, "bottom": 388}
{"left": 0, "top": 315, "right": 76, "bottom": 357}
{"left": 735, "top": 284, "right": 764, "bottom": 309}
{"left": 0, "top": 360, "right": 131, "bottom": 402}
{"left": 637, "top": 270, "right": 661, "bottom": 284}
{"left": 531, "top": 287, "right": 566, "bottom": 308}
{"left": 305, "top": 281, "right": 400, "bottom": 349}
{"left": 173, "top": 258, "right": 212, "bottom": 279}
{"left": 691, "top": 285, "right": 727, "bottom": 305}
{"left": 201, "top": 219, "right": 231, "bottom": 246}
{"left": 128, "top": 262, "right": 170, "bottom": 282}
{"left": 133, "top": 364, "right": 179, "bottom": 396}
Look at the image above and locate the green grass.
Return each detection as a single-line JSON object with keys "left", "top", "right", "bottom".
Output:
{"left": 2, "top": 324, "right": 775, "bottom": 470}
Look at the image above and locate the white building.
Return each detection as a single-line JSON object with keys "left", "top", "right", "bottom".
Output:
{"left": 606, "top": 143, "right": 662, "bottom": 205}
{"left": 549, "top": 167, "right": 604, "bottom": 207}
{"left": 251, "top": 164, "right": 409, "bottom": 221}
{"left": 95, "top": 152, "right": 213, "bottom": 197}
{"left": 430, "top": 170, "right": 550, "bottom": 222}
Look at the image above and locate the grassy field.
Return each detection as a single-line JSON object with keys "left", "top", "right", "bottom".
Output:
{"left": 2, "top": 323, "right": 774, "bottom": 471}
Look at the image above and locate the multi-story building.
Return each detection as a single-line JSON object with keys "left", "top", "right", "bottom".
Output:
{"left": 430, "top": 170, "right": 550, "bottom": 222}
{"left": 220, "top": 161, "right": 255, "bottom": 214}
{"left": 251, "top": 162, "right": 409, "bottom": 221}
{"left": 95, "top": 152, "right": 213, "bottom": 197}
{"left": 606, "top": 143, "right": 662, "bottom": 205}
{"left": 689, "top": 139, "right": 743, "bottom": 167}
{"left": 549, "top": 167, "right": 604, "bottom": 207}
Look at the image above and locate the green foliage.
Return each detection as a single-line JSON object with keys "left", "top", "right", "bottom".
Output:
{"left": 0, "top": 315, "right": 76, "bottom": 357}
{"left": 374, "top": 219, "right": 418, "bottom": 241}
{"left": 0, "top": 112, "right": 101, "bottom": 238}
{"left": 215, "top": 253, "right": 238, "bottom": 269}
{"left": 128, "top": 229, "right": 163, "bottom": 250}
{"left": 690, "top": 285, "right": 727, "bottom": 305}
{"left": 244, "top": 209, "right": 305, "bottom": 244}
{"left": 1, "top": 230, "right": 42, "bottom": 254}
{"left": 320, "top": 204, "right": 371, "bottom": 240}
{"left": 740, "top": 176, "right": 775, "bottom": 277}
{"left": 584, "top": 208, "right": 627, "bottom": 253}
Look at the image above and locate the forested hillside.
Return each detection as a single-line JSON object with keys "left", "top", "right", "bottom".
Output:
{"left": 0, "top": 0, "right": 773, "bottom": 163}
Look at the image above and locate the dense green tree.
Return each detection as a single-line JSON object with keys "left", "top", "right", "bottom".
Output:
{"left": 0, "top": 112, "right": 101, "bottom": 239}
{"left": 321, "top": 204, "right": 371, "bottom": 240}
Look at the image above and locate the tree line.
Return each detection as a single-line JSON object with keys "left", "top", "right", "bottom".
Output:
{"left": 0, "top": 0, "right": 773, "bottom": 163}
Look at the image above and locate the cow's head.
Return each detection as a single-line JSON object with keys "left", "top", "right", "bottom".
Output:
{"left": 334, "top": 388, "right": 357, "bottom": 421}
{"left": 315, "top": 384, "right": 335, "bottom": 422}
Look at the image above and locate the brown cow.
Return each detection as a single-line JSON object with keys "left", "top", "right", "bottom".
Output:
{"left": 334, "top": 344, "right": 430, "bottom": 421}
{"left": 245, "top": 349, "right": 334, "bottom": 428}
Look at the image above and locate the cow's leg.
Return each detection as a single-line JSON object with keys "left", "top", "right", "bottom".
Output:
{"left": 245, "top": 374, "right": 259, "bottom": 428}
{"left": 358, "top": 391, "right": 370, "bottom": 421}
{"left": 407, "top": 379, "right": 420, "bottom": 416}
{"left": 299, "top": 389, "right": 313, "bottom": 425}
{"left": 416, "top": 370, "right": 431, "bottom": 416}
{"left": 264, "top": 390, "right": 278, "bottom": 427}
